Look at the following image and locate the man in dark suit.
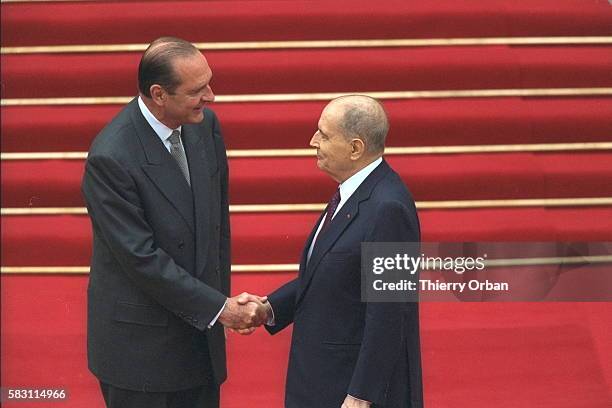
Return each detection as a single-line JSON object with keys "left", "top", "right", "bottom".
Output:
{"left": 81, "top": 37, "right": 268, "bottom": 408}
{"left": 248, "top": 95, "right": 423, "bottom": 407}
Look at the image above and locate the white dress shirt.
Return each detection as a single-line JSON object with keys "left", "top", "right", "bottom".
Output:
{"left": 306, "top": 157, "right": 383, "bottom": 262}
{"left": 138, "top": 96, "right": 185, "bottom": 152}
{"left": 285, "top": 157, "right": 382, "bottom": 405}
{"left": 138, "top": 96, "right": 225, "bottom": 329}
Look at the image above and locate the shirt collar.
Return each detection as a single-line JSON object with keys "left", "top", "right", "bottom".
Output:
{"left": 138, "top": 96, "right": 181, "bottom": 143}
{"left": 338, "top": 157, "right": 383, "bottom": 204}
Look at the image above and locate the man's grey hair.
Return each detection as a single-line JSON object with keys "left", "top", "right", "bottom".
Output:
{"left": 333, "top": 95, "right": 389, "bottom": 154}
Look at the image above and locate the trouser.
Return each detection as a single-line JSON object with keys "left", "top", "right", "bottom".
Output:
{"left": 99, "top": 381, "right": 220, "bottom": 408}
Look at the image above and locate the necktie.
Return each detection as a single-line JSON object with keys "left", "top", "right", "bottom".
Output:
{"left": 306, "top": 188, "right": 341, "bottom": 264}
{"left": 168, "top": 130, "right": 191, "bottom": 186}
{"left": 320, "top": 188, "right": 341, "bottom": 232}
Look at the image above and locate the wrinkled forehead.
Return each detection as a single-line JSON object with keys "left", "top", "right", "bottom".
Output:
{"left": 173, "top": 53, "right": 212, "bottom": 80}
{"left": 321, "top": 100, "right": 345, "bottom": 122}
{"left": 317, "top": 102, "right": 345, "bottom": 136}
{"left": 173, "top": 51, "right": 207, "bottom": 69}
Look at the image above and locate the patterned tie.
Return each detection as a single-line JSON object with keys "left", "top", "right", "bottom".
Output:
{"left": 168, "top": 130, "right": 191, "bottom": 186}
{"left": 320, "top": 188, "right": 341, "bottom": 232}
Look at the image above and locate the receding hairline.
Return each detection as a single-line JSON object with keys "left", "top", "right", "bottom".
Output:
{"left": 138, "top": 37, "right": 204, "bottom": 96}
{"left": 144, "top": 37, "right": 200, "bottom": 56}
{"left": 323, "top": 95, "right": 389, "bottom": 154}
{"left": 325, "top": 95, "right": 388, "bottom": 133}
{"left": 141, "top": 38, "right": 202, "bottom": 70}
{"left": 327, "top": 94, "right": 384, "bottom": 113}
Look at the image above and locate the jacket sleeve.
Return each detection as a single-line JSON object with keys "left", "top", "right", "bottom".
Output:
{"left": 82, "top": 153, "right": 227, "bottom": 331}
{"left": 211, "top": 110, "right": 231, "bottom": 297}
{"left": 347, "top": 199, "right": 420, "bottom": 405}
{"left": 265, "top": 278, "right": 300, "bottom": 334}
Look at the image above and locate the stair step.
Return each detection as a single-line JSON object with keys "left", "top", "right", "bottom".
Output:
{"left": 3, "top": 47, "right": 611, "bottom": 98}
{"left": 2, "top": 99, "right": 612, "bottom": 152}
{"left": 2, "top": 208, "right": 611, "bottom": 266}
{"left": 2, "top": 153, "right": 611, "bottom": 207}
{"left": 3, "top": 0, "right": 611, "bottom": 46}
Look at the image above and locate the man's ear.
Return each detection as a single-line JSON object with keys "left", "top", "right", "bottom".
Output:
{"left": 350, "top": 138, "right": 366, "bottom": 160}
{"left": 149, "top": 85, "right": 165, "bottom": 106}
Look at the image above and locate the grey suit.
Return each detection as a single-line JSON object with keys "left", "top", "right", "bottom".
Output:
{"left": 81, "top": 98, "right": 230, "bottom": 393}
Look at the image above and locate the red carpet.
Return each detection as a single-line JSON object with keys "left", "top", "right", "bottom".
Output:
{"left": 2, "top": 0, "right": 612, "bottom": 407}
{"left": 3, "top": 99, "right": 612, "bottom": 153}
{"left": 3, "top": 153, "right": 612, "bottom": 207}
{"left": 4, "top": 1, "right": 612, "bottom": 46}
{"left": 3, "top": 208, "right": 612, "bottom": 267}
{"left": 4, "top": 46, "right": 612, "bottom": 97}
{"left": 3, "top": 276, "right": 612, "bottom": 407}
{"left": 420, "top": 304, "right": 612, "bottom": 408}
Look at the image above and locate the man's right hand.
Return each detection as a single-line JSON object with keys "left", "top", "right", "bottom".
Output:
{"left": 218, "top": 292, "right": 270, "bottom": 330}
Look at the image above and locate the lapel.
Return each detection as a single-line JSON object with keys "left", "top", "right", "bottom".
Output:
{"left": 296, "top": 160, "right": 391, "bottom": 304}
{"left": 298, "top": 211, "right": 326, "bottom": 278}
{"left": 131, "top": 99, "right": 195, "bottom": 233}
{"left": 182, "top": 121, "right": 215, "bottom": 277}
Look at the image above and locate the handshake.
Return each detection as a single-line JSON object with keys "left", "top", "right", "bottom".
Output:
{"left": 218, "top": 292, "right": 272, "bottom": 335}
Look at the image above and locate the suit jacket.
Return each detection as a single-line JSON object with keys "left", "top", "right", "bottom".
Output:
{"left": 81, "top": 98, "right": 230, "bottom": 392}
{"left": 267, "top": 160, "right": 423, "bottom": 408}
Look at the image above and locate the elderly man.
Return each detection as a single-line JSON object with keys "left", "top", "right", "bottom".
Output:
{"left": 244, "top": 95, "right": 423, "bottom": 407}
{"left": 82, "top": 37, "right": 268, "bottom": 408}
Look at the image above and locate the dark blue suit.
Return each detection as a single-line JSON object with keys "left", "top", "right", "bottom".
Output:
{"left": 267, "top": 160, "right": 423, "bottom": 408}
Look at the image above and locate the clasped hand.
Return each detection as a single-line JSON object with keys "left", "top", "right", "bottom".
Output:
{"left": 341, "top": 395, "right": 371, "bottom": 408}
{"left": 218, "top": 292, "right": 270, "bottom": 334}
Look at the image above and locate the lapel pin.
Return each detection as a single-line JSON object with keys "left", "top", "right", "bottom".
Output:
{"left": 347, "top": 213, "right": 351, "bottom": 219}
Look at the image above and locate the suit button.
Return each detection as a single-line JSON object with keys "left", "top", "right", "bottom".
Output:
{"left": 178, "top": 242, "right": 185, "bottom": 249}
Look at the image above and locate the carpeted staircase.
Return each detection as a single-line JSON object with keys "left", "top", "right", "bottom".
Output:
{"left": 2, "top": 1, "right": 612, "bottom": 407}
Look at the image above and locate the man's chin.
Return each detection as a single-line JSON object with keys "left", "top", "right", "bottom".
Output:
{"left": 316, "top": 161, "right": 332, "bottom": 176}
{"left": 187, "top": 110, "right": 205, "bottom": 124}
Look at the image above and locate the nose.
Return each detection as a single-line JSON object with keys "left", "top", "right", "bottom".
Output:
{"left": 202, "top": 85, "right": 215, "bottom": 103}
{"left": 310, "top": 132, "right": 320, "bottom": 148}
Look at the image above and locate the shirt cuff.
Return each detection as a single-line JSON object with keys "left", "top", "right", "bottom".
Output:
{"left": 208, "top": 298, "right": 228, "bottom": 328}
{"left": 265, "top": 301, "right": 275, "bottom": 326}
{"left": 347, "top": 394, "right": 371, "bottom": 405}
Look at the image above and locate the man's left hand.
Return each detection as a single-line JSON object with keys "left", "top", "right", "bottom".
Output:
{"left": 341, "top": 395, "right": 371, "bottom": 408}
